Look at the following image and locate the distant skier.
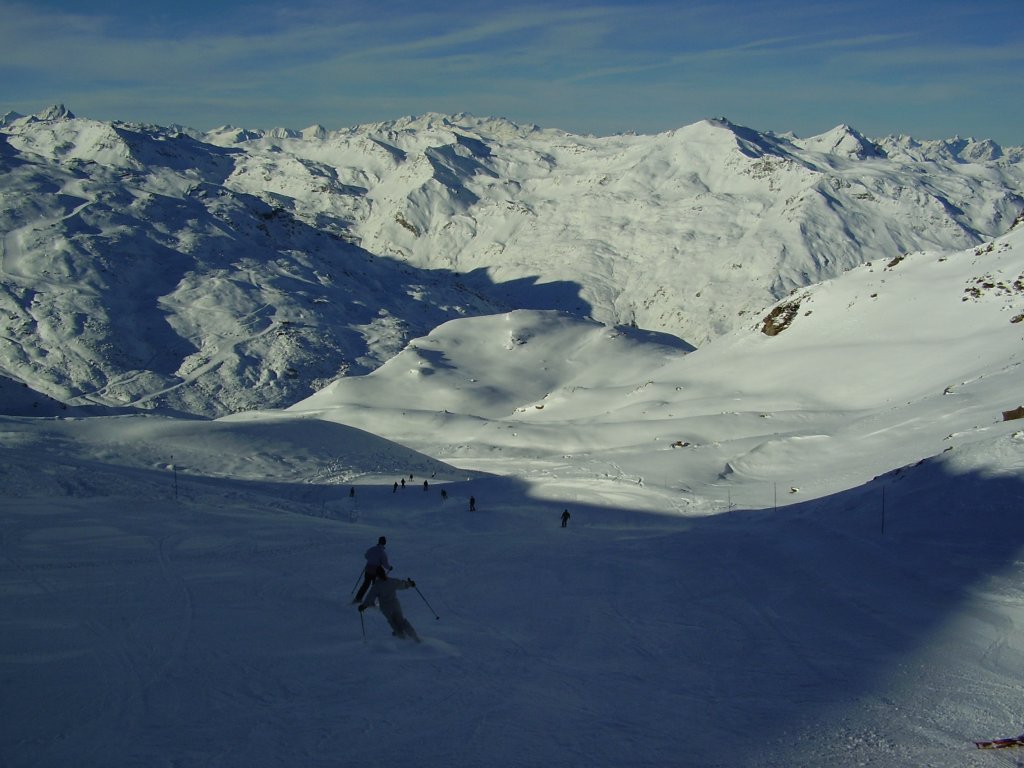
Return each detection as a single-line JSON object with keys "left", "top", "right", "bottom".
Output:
{"left": 423, "top": 480, "right": 429, "bottom": 491}
{"left": 469, "top": 495, "right": 476, "bottom": 512}
{"left": 440, "top": 489, "right": 448, "bottom": 502}
{"left": 358, "top": 567, "right": 420, "bottom": 642}
{"left": 393, "top": 482, "right": 398, "bottom": 493}
{"left": 561, "top": 509, "right": 571, "bottom": 528}
{"left": 353, "top": 536, "right": 391, "bottom": 603}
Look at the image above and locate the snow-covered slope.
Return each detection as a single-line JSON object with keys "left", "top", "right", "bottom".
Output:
{"left": 220, "top": 113, "right": 1024, "bottom": 345}
{"left": 2, "top": 106, "right": 1022, "bottom": 416}
{"left": 3, "top": 222, "right": 1024, "bottom": 767}
{"left": 4, "top": 102, "right": 1024, "bottom": 768}
{"left": 287, "top": 221, "right": 1024, "bottom": 513}
{"left": 0, "top": 109, "right": 506, "bottom": 416}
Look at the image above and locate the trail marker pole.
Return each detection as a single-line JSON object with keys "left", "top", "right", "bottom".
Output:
{"left": 881, "top": 486, "right": 886, "bottom": 535}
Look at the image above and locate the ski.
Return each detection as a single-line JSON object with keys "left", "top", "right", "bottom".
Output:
{"left": 975, "top": 735, "right": 1024, "bottom": 750}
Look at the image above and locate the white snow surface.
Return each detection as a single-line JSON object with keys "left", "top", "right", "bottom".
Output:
{"left": 4, "top": 219, "right": 1024, "bottom": 766}
{"left": 2, "top": 106, "right": 1023, "bottom": 416}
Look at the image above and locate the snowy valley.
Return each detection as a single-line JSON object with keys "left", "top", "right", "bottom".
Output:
{"left": 2, "top": 106, "right": 1024, "bottom": 767}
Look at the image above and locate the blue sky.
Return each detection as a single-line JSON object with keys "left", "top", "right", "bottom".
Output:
{"left": 2, "top": 0, "right": 1022, "bottom": 144}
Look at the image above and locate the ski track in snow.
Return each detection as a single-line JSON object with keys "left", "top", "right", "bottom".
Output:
{"left": 3, "top": 462, "right": 1024, "bottom": 767}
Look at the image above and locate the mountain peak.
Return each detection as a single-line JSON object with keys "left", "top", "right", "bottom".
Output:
{"left": 301, "top": 124, "right": 327, "bottom": 140}
{"left": 799, "top": 124, "right": 885, "bottom": 159}
{"left": 37, "top": 104, "right": 75, "bottom": 122}
{"left": 673, "top": 117, "right": 792, "bottom": 160}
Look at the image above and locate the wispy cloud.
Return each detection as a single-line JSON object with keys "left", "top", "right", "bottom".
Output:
{"left": 1, "top": 0, "right": 1020, "bottom": 143}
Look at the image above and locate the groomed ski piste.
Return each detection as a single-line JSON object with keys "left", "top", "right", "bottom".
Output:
{"left": 4, "top": 225, "right": 1024, "bottom": 767}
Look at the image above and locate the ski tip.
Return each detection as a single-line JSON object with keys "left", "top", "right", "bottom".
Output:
{"left": 974, "top": 737, "right": 1024, "bottom": 750}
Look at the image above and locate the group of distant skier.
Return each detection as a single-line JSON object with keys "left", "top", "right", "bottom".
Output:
{"left": 387, "top": 475, "right": 474, "bottom": 511}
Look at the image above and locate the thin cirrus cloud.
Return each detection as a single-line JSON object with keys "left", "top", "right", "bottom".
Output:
{"left": 1, "top": 0, "right": 1021, "bottom": 143}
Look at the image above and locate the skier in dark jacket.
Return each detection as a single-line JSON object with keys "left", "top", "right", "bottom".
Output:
{"left": 358, "top": 568, "right": 420, "bottom": 642}
{"left": 353, "top": 536, "right": 391, "bottom": 603}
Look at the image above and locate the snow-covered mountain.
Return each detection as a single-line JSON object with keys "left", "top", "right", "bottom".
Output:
{"left": 2, "top": 106, "right": 1022, "bottom": 416}
{"left": 281, "top": 218, "right": 1024, "bottom": 512}
{"left": 3, "top": 204, "right": 1024, "bottom": 767}
{"left": 4, "top": 105, "right": 1024, "bottom": 768}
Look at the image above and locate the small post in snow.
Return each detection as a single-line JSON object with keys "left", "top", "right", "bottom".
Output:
{"left": 881, "top": 486, "right": 886, "bottom": 536}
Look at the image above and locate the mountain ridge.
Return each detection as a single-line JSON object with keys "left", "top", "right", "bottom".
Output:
{"left": 1, "top": 105, "right": 1022, "bottom": 416}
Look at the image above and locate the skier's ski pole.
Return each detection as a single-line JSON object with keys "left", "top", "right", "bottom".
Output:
{"left": 414, "top": 585, "right": 440, "bottom": 620}
{"left": 359, "top": 608, "right": 366, "bottom": 643}
{"left": 351, "top": 570, "right": 363, "bottom": 595}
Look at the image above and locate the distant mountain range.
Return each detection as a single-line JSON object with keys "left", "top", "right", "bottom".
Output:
{"left": 2, "top": 105, "right": 1022, "bottom": 417}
